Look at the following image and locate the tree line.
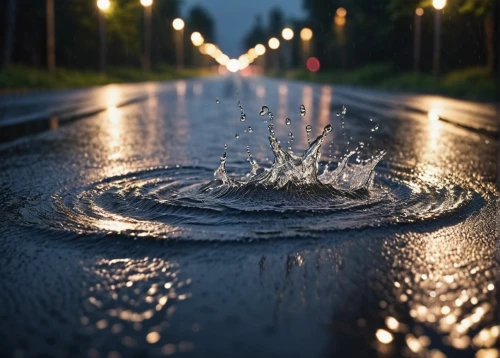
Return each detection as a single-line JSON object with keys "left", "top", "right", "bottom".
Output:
{"left": 242, "top": 0, "right": 498, "bottom": 76}
{"left": 1, "top": 0, "right": 215, "bottom": 71}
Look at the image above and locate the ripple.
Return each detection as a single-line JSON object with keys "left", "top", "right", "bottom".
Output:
{"left": 45, "top": 164, "right": 481, "bottom": 241}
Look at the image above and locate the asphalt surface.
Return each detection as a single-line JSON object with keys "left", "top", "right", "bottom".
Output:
{"left": 0, "top": 75, "right": 498, "bottom": 357}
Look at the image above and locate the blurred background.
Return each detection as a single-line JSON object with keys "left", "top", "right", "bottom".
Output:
{"left": 0, "top": 0, "right": 498, "bottom": 101}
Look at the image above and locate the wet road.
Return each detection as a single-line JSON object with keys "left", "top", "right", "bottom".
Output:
{"left": 0, "top": 75, "right": 498, "bottom": 357}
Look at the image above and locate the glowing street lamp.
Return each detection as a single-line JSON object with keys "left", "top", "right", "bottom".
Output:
{"left": 413, "top": 8, "right": 424, "bottom": 72}
{"left": 97, "top": 0, "right": 110, "bottom": 10}
{"left": 281, "top": 28, "right": 294, "bottom": 70}
{"left": 97, "top": 0, "right": 110, "bottom": 74}
{"left": 190, "top": 32, "right": 204, "bottom": 47}
{"left": 226, "top": 59, "right": 239, "bottom": 73}
{"left": 268, "top": 37, "right": 280, "bottom": 50}
{"left": 172, "top": 18, "right": 185, "bottom": 71}
{"left": 432, "top": 0, "right": 446, "bottom": 76}
{"left": 300, "top": 28, "right": 313, "bottom": 41}
{"left": 300, "top": 28, "right": 313, "bottom": 67}
{"left": 190, "top": 32, "right": 204, "bottom": 68}
{"left": 141, "top": 0, "right": 153, "bottom": 72}
{"left": 281, "top": 28, "right": 294, "bottom": 41}
{"left": 254, "top": 44, "right": 266, "bottom": 56}
{"left": 268, "top": 38, "right": 280, "bottom": 70}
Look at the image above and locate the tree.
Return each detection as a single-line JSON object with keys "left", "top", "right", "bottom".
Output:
{"left": 2, "top": 0, "right": 17, "bottom": 68}
{"left": 242, "top": 15, "right": 267, "bottom": 50}
{"left": 459, "top": 0, "right": 496, "bottom": 75}
{"left": 186, "top": 5, "right": 215, "bottom": 43}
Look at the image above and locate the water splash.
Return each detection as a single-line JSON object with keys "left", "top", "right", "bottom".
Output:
{"left": 213, "top": 107, "right": 384, "bottom": 193}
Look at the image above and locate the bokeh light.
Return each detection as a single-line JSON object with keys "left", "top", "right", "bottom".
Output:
{"left": 172, "top": 18, "right": 184, "bottom": 31}
{"left": 268, "top": 37, "right": 280, "bottom": 50}
{"left": 306, "top": 57, "right": 320, "bottom": 72}
{"left": 140, "top": 0, "right": 153, "bottom": 7}
{"left": 415, "top": 7, "right": 424, "bottom": 16}
{"left": 336, "top": 7, "right": 347, "bottom": 17}
{"left": 334, "top": 16, "right": 346, "bottom": 27}
{"left": 300, "top": 28, "right": 313, "bottom": 41}
{"left": 97, "top": 0, "right": 110, "bottom": 11}
{"left": 282, "top": 28, "right": 294, "bottom": 41}
{"left": 254, "top": 44, "right": 266, "bottom": 56}
{"left": 226, "top": 59, "right": 239, "bottom": 73}
{"left": 433, "top": 0, "right": 446, "bottom": 10}
{"left": 190, "top": 32, "right": 204, "bottom": 47}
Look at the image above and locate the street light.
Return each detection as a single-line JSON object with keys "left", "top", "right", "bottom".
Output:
{"left": 300, "top": 28, "right": 313, "bottom": 67}
{"left": 300, "top": 28, "right": 313, "bottom": 41}
{"left": 432, "top": 0, "right": 446, "bottom": 76}
{"left": 97, "top": 0, "right": 110, "bottom": 74}
{"left": 141, "top": 0, "right": 153, "bottom": 72}
{"left": 268, "top": 37, "right": 280, "bottom": 50}
{"left": 268, "top": 37, "right": 280, "bottom": 70}
{"left": 413, "top": 8, "right": 424, "bottom": 72}
{"left": 172, "top": 18, "right": 185, "bottom": 72}
{"left": 190, "top": 32, "right": 204, "bottom": 47}
{"left": 190, "top": 32, "right": 204, "bottom": 68}
{"left": 282, "top": 28, "right": 294, "bottom": 41}
{"left": 255, "top": 44, "right": 266, "bottom": 56}
{"left": 334, "top": 8, "right": 347, "bottom": 68}
{"left": 281, "top": 28, "right": 294, "bottom": 70}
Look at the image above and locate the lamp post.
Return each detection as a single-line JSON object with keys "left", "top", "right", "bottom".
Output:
{"left": 140, "top": 0, "right": 153, "bottom": 72}
{"left": 299, "top": 28, "right": 313, "bottom": 68}
{"left": 432, "top": 0, "right": 446, "bottom": 76}
{"left": 413, "top": 8, "right": 424, "bottom": 72}
{"left": 172, "top": 18, "right": 185, "bottom": 72}
{"left": 97, "top": 0, "right": 110, "bottom": 74}
{"left": 268, "top": 37, "right": 280, "bottom": 70}
{"left": 334, "top": 7, "right": 347, "bottom": 68}
{"left": 281, "top": 27, "right": 294, "bottom": 70}
{"left": 190, "top": 31, "right": 204, "bottom": 68}
{"left": 254, "top": 44, "right": 266, "bottom": 71}
{"left": 46, "top": 0, "right": 56, "bottom": 73}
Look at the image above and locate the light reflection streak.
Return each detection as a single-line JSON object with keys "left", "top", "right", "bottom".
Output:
{"left": 81, "top": 257, "right": 193, "bottom": 352}
{"left": 277, "top": 84, "right": 288, "bottom": 124}
{"left": 377, "top": 226, "right": 498, "bottom": 356}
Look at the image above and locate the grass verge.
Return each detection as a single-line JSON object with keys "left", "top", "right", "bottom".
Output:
{"left": 268, "top": 65, "right": 497, "bottom": 102}
{"left": 0, "top": 65, "right": 210, "bottom": 92}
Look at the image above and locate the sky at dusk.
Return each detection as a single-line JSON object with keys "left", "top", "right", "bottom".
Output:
{"left": 181, "top": 0, "right": 305, "bottom": 58}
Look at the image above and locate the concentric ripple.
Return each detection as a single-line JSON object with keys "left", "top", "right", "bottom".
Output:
{"left": 48, "top": 163, "right": 479, "bottom": 241}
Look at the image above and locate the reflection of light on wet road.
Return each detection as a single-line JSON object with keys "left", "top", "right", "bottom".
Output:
{"left": 193, "top": 82, "right": 203, "bottom": 96}
{"left": 256, "top": 84, "right": 265, "bottom": 99}
{"left": 319, "top": 86, "right": 332, "bottom": 127}
{"left": 104, "top": 85, "right": 121, "bottom": 108}
{"left": 278, "top": 84, "right": 288, "bottom": 121}
{"left": 376, "top": 225, "right": 498, "bottom": 356}
{"left": 82, "top": 257, "right": 193, "bottom": 354}
{"left": 428, "top": 108, "right": 440, "bottom": 122}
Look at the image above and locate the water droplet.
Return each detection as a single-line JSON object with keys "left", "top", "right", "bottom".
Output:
{"left": 342, "top": 105, "right": 347, "bottom": 115}
{"left": 247, "top": 126, "right": 253, "bottom": 133}
{"left": 224, "top": 143, "right": 227, "bottom": 150}
{"left": 336, "top": 112, "right": 340, "bottom": 117}
{"left": 259, "top": 105, "right": 269, "bottom": 116}
{"left": 306, "top": 125, "right": 312, "bottom": 133}
{"left": 359, "top": 141, "right": 365, "bottom": 148}
{"left": 323, "top": 124, "right": 332, "bottom": 134}
{"left": 371, "top": 124, "right": 379, "bottom": 132}
{"left": 216, "top": 98, "right": 220, "bottom": 104}
{"left": 288, "top": 131, "right": 293, "bottom": 136}
{"left": 235, "top": 134, "right": 239, "bottom": 139}
{"left": 285, "top": 118, "right": 291, "bottom": 126}
{"left": 240, "top": 113, "right": 246, "bottom": 121}
{"left": 300, "top": 104, "right": 306, "bottom": 116}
